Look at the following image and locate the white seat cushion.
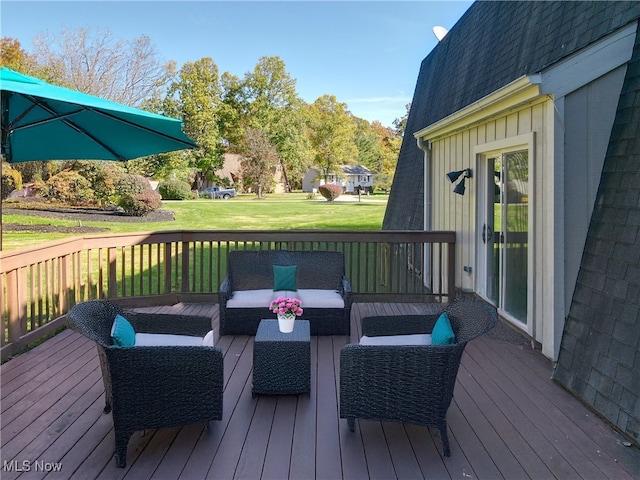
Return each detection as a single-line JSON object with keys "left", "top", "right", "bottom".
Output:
{"left": 226, "top": 289, "right": 287, "bottom": 308}
{"left": 296, "top": 289, "right": 345, "bottom": 308}
{"left": 359, "top": 334, "right": 432, "bottom": 346}
{"left": 226, "top": 289, "right": 344, "bottom": 309}
{"left": 134, "top": 333, "right": 206, "bottom": 347}
{"left": 202, "top": 330, "right": 215, "bottom": 346}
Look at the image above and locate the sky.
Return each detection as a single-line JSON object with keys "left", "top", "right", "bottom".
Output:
{"left": 1, "top": 0, "right": 473, "bottom": 127}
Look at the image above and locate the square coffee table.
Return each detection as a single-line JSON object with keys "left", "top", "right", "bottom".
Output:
{"left": 252, "top": 319, "right": 311, "bottom": 396}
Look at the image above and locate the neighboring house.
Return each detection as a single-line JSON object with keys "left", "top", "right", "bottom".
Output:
{"left": 208, "top": 153, "right": 287, "bottom": 193}
{"left": 303, "top": 165, "right": 375, "bottom": 193}
{"left": 384, "top": 1, "right": 640, "bottom": 444}
{"left": 214, "top": 153, "right": 242, "bottom": 187}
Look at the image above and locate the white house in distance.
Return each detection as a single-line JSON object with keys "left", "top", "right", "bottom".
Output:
{"left": 303, "top": 165, "right": 375, "bottom": 193}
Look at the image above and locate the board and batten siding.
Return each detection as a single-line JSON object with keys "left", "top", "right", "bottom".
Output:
{"left": 429, "top": 98, "right": 552, "bottom": 345}
{"left": 417, "top": 22, "right": 635, "bottom": 359}
{"left": 428, "top": 64, "right": 626, "bottom": 359}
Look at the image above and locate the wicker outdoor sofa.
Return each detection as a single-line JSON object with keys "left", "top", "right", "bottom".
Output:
{"left": 67, "top": 300, "right": 224, "bottom": 468}
{"left": 219, "top": 250, "right": 352, "bottom": 336}
{"left": 339, "top": 298, "right": 497, "bottom": 456}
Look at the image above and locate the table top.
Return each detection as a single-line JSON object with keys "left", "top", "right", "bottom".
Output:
{"left": 256, "top": 319, "right": 310, "bottom": 342}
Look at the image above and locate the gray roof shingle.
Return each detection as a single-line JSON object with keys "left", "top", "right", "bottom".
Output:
{"left": 383, "top": 0, "right": 640, "bottom": 230}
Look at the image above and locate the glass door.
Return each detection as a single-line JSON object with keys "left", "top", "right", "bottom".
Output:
{"left": 502, "top": 150, "right": 528, "bottom": 324}
{"left": 482, "top": 150, "right": 529, "bottom": 325}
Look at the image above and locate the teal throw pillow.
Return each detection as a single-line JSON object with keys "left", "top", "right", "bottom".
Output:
{"left": 273, "top": 265, "right": 297, "bottom": 291}
{"left": 111, "top": 314, "right": 136, "bottom": 347}
{"left": 432, "top": 311, "right": 455, "bottom": 345}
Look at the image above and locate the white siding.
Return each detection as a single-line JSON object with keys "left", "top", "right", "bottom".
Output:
{"left": 430, "top": 99, "right": 550, "bottom": 341}
{"left": 418, "top": 22, "right": 634, "bottom": 360}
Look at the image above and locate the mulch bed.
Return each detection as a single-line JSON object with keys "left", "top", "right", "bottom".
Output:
{"left": 3, "top": 205, "right": 175, "bottom": 234}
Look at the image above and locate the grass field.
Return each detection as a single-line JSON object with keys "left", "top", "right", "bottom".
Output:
{"left": 1, "top": 193, "right": 389, "bottom": 251}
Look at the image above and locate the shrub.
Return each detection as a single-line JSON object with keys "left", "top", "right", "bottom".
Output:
{"left": 1, "top": 165, "right": 22, "bottom": 199}
{"left": 119, "top": 191, "right": 162, "bottom": 216}
{"left": 116, "top": 174, "right": 151, "bottom": 196}
{"left": 73, "top": 162, "right": 124, "bottom": 206}
{"left": 43, "top": 171, "right": 93, "bottom": 205}
{"left": 158, "top": 179, "right": 192, "bottom": 200}
{"left": 318, "top": 183, "right": 342, "bottom": 201}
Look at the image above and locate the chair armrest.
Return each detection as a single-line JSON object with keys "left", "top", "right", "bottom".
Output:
{"left": 360, "top": 314, "right": 440, "bottom": 337}
{"left": 123, "top": 312, "right": 212, "bottom": 337}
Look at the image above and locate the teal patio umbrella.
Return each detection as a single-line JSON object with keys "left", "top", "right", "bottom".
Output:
{"left": 1, "top": 67, "right": 196, "bottom": 162}
{"left": 0, "top": 67, "right": 197, "bottom": 249}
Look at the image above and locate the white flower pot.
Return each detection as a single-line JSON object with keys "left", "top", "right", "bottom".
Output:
{"left": 277, "top": 313, "right": 296, "bottom": 333}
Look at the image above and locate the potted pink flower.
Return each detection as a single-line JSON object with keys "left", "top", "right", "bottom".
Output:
{"left": 269, "top": 296, "right": 303, "bottom": 333}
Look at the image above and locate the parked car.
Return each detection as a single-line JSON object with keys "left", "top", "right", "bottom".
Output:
{"left": 201, "top": 186, "right": 236, "bottom": 199}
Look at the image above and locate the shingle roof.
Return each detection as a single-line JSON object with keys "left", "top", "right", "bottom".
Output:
{"left": 381, "top": 0, "right": 640, "bottom": 446}
{"left": 383, "top": 0, "right": 640, "bottom": 230}
{"left": 341, "top": 165, "right": 374, "bottom": 175}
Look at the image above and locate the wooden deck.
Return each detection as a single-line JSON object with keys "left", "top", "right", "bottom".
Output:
{"left": 1, "top": 302, "right": 638, "bottom": 479}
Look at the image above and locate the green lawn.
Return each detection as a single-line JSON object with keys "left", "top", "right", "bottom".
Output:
{"left": 1, "top": 193, "right": 389, "bottom": 251}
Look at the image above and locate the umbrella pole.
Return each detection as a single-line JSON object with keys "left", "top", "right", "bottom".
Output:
{"left": 0, "top": 160, "right": 3, "bottom": 251}
{"left": 1, "top": 91, "right": 7, "bottom": 250}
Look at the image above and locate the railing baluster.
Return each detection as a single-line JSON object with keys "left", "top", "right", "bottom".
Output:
{"left": 1, "top": 230, "right": 456, "bottom": 359}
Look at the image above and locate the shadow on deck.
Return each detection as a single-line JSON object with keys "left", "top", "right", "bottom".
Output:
{"left": 1, "top": 303, "right": 638, "bottom": 479}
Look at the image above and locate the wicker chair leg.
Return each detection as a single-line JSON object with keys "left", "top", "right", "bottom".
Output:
{"left": 439, "top": 423, "right": 451, "bottom": 457}
{"left": 347, "top": 417, "right": 356, "bottom": 432}
{"left": 114, "top": 431, "right": 132, "bottom": 468}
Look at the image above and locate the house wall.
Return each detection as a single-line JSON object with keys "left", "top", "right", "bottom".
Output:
{"left": 563, "top": 65, "right": 628, "bottom": 313}
{"left": 429, "top": 82, "right": 624, "bottom": 358}
{"left": 425, "top": 24, "right": 634, "bottom": 360}
{"left": 429, "top": 99, "right": 552, "bottom": 350}
{"left": 303, "top": 168, "right": 374, "bottom": 193}
{"left": 554, "top": 25, "right": 640, "bottom": 445}
{"left": 302, "top": 169, "right": 319, "bottom": 192}
{"left": 303, "top": 169, "right": 341, "bottom": 192}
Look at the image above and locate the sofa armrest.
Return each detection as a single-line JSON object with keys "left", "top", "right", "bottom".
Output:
{"left": 360, "top": 314, "right": 440, "bottom": 337}
{"left": 341, "top": 276, "right": 352, "bottom": 294}
{"left": 341, "top": 276, "right": 352, "bottom": 305}
{"left": 219, "top": 277, "right": 232, "bottom": 301}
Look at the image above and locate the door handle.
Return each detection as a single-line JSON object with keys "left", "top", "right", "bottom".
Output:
{"left": 482, "top": 224, "right": 494, "bottom": 244}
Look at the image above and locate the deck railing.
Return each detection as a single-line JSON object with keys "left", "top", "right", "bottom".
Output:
{"left": 0, "top": 230, "right": 455, "bottom": 360}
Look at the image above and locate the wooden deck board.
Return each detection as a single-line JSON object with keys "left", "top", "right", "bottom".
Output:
{"left": 1, "top": 302, "right": 638, "bottom": 480}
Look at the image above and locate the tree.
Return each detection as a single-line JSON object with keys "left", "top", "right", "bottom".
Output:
{"left": 31, "top": 27, "right": 175, "bottom": 106}
{"left": 164, "top": 57, "right": 224, "bottom": 189}
{"left": 0, "top": 37, "right": 35, "bottom": 72}
{"left": 353, "top": 118, "right": 383, "bottom": 172}
{"left": 222, "top": 57, "right": 311, "bottom": 190}
{"left": 371, "top": 122, "right": 401, "bottom": 192}
{"left": 306, "top": 95, "right": 357, "bottom": 181}
{"left": 241, "top": 128, "right": 280, "bottom": 198}
{"left": 393, "top": 102, "right": 411, "bottom": 136}
{"left": 219, "top": 71, "right": 245, "bottom": 149}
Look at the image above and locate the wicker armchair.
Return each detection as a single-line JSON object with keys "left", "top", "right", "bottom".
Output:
{"left": 339, "top": 299, "right": 497, "bottom": 456}
{"left": 67, "top": 300, "right": 224, "bottom": 468}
